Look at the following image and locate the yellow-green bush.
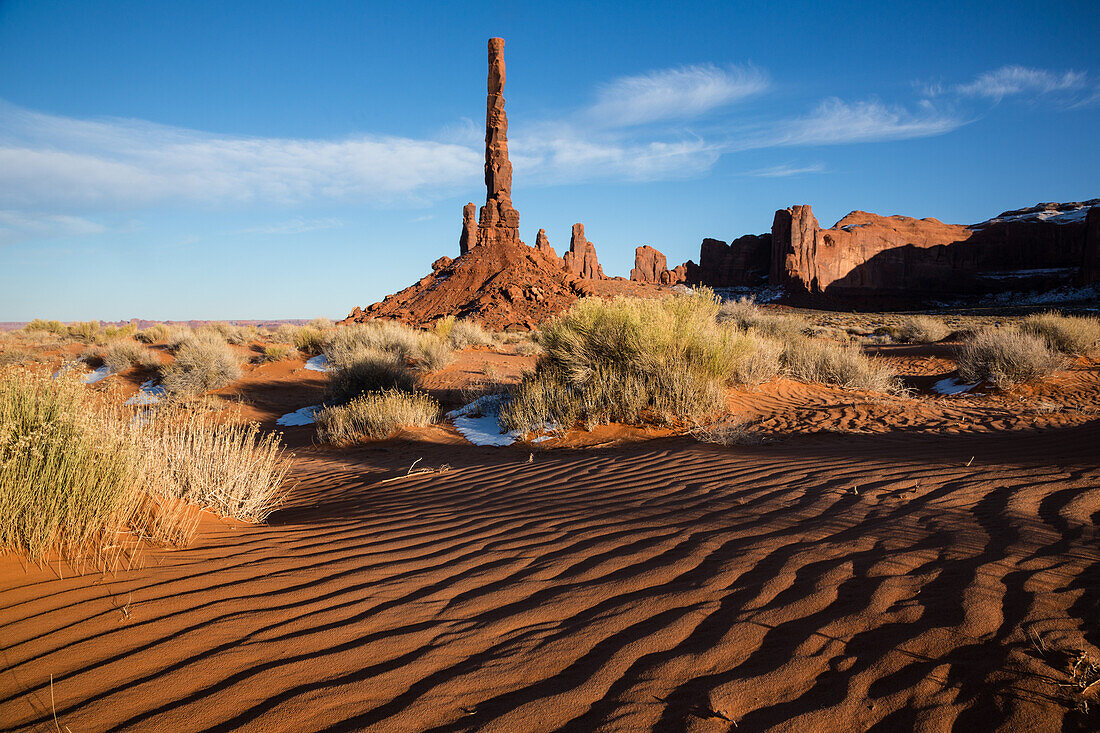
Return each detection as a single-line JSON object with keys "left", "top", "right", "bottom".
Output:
{"left": 315, "top": 389, "right": 438, "bottom": 445}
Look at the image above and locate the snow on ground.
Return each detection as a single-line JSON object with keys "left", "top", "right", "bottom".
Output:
{"left": 277, "top": 405, "right": 321, "bottom": 426}
{"left": 932, "top": 377, "right": 981, "bottom": 396}
{"left": 305, "top": 355, "right": 329, "bottom": 372}
{"left": 974, "top": 205, "right": 1094, "bottom": 227}
{"left": 125, "top": 380, "right": 165, "bottom": 405}
{"left": 445, "top": 395, "right": 560, "bottom": 447}
{"left": 81, "top": 365, "right": 113, "bottom": 383}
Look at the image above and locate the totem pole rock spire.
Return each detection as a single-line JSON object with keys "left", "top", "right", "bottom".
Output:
{"left": 473, "top": 37, "right": 523, "bottom": 250}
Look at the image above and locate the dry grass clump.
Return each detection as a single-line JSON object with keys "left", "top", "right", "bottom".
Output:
{"left": 717, "top": 298, "right": 807, "bottom": 340}
{"left": 0, "top": 347, "right": 46, "bottom": 367}
{"left": 102, "top": 324, "right": 137, "bottom": 341}
{"left": 447, "top": 320, "right": 497, "bottom": 349}
{"left": 160, "top": 337, "right": 242, "bottom": 395}
{"left": 315, "top": 389, "right": 439, "bottom": 445}
{"left": 262, "top": 344, "right": 294, "bottom": 362}
{"left": 781, "top": 337, "right": 900, "bottom": 392}
{"left": 325, "top": 320, "right": 452, "bottom": 376}
{"left": 898, "top": 315, "right": 950, "bottom": 344}
{"left": 292, "top": 326, "right": 326, "bottom": 354}
{"left": 102, "top": 340, "right": 160, "bottom": 373}
{"left": 691, "top": 415, "right": 761, "bottom": 446}
{"left": 135, "top": 323, "right": 171, "bottom": 344}
{"left": 307, "top": 317, "right": 334, "bottom": 330}
{"left": 956, "top": 326, "right": 1064, "bottom": 387}
{"left": 196, "top": 322, "right": 251, "bottom": 345}
{"left": 142, "top": 411, "right": 290, "bottom": 522}
{"left": 500, "top": 290, "right": 768, "bottom": 433}
{"left": 325, "top": 347, "right": 416, "bottom": 403}
{"left": 67, "top": 321, "right": 101, "bottom": 343}
{"left": 0, "top": 369, "right": 292, "bottom": 569}
{"left": 1019, "top": 312, "right": 1100, "bottom": 355}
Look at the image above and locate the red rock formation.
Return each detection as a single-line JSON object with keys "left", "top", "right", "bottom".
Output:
{"left": 630, "top": 245, "right": 668, "bottom": 283}
{"left": 459, "top": 202, "right": 476, "bottom": 255}
{"left": 562, "top": 223, "right": 606, "bottom": 280}
{"left": 535, "top": 228, "right": 560, "bottom": 262}
{"left": 681, "top": 234, "right": 771, "bottom": 288}
{"left": 475, "top": 38, "right": 523, "bottom": 249}
{"left": 771, "top": 201, "right": 1097, "bottom": 301}
{"left": 1083, "top": 206, "right": 1100, "bottom": 284}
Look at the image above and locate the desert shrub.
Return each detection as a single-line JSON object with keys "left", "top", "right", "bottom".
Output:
{"left": 262, "top": 344, "right": 293, "bottom": 362}
{"left": 307, "top": 317, "right": 335, "bottom": 330}
{"left": 898, "top": 315, "right": 949, "bottom": 344}
{"left": 315, "top": 389, "right": 438, "bottom": 445}
{"left": 325, "top": 320, "right": 421, "bottom": 362}
{"left": 415, "top": 335, "right": 454, "bottom": 371}
{"left": 195, "top": 322, "right": 249, "bottom": 345}
{"left": 448, "top": 320, "right": 496, "bottom": 349}
{"left": 102, "top": 340, "right": 159, "bottom": 373}
{"left": 102, "top": 324, "right": 138, "bottom": 341}
{"left": 24, "top": 319, "right": 66, "bottom": 335}
{"left": 135, "top": 323, "right": 171, "bottom": 344}
{"left": 1019, "top": 312, "right": 1100, "bottom": 356}
{"left": 780, "top": 337, "right": 899, "bottom": 392}
{"left": 160, "top": 337, "right": 242, "bottom": 395}
{"left": 432, "top": 315, "right": 456, "bottom": 341}
{"left": 691, "top": 415, "right": 760, "bottom": 446}
{"left": 141, "top": 411, "right": 290, "bottom": 522}
{"left": 717, "top": 298, "right": 807, "bottom": 341}
{"left": 500, "top": 290, "right": 769, "bottom": 432}
{"left": 67, "top": 321, "right": 101, "bottom": 343}
{"left": 326, "top": 346, "right": 416, "bottom": 403}
{"left": 0, "top": 348, "right": 46, "bottom": 367}
{"left": 292, "top": 326, "right": 326, "bottom": 354}
{"left": 0, "top": 370, "right": 152, "bottom": 568}
{"left": 515, "top": 339, "right": 542, "bottom": 357}
{"left": 956, "top": 326, "right": 1064, "bottom": 387}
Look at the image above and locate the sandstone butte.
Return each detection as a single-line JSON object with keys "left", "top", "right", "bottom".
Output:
{"left": 342, "top": 38, "right": 1099, "bottom": 328}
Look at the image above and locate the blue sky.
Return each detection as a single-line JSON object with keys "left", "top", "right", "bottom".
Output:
{"left": 1, "top": 0, "right": 1097, "bottom": 320}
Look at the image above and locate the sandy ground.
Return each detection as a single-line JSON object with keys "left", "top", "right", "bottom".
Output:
{"left": 1, "top": 331, "right": 1099, "bottom": 731}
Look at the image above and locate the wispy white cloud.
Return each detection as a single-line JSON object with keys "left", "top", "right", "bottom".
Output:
{"left": 953, "top": 65, "right": 1086, "bottom": 100}
{"left": 767, "top": 98, "right": 965, "bottom": 147}
{"left": 743, "top": 162, "right": 826, "bottom": 178}
{"left": 0, "top": 104, "right": 481, "bottom": 210}
{"left": 0, "top": 210, "right": 106, "bottom": 245}
{"left": 587, "top": 64, "right": 768, "bottom": 127}
{"left": 238, "top": 217, "right": 342, "bottom": 235}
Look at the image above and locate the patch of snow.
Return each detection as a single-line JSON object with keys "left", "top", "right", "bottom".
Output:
{"left": 305, "top": 355, "right": 329, "bottom": 372}
{"left": 453, "top": 414, "right": 520, "bottom": 446}
{"left": 932, "top": 377, "right": 980, "bottom": 396}
{"left": 929, "top": 283, "right": 1100, "bottom": 309}
{"left": 977, "top": 268, "right": 1074, "bottom": 280}
{"left": 973, "top": 205, "right": 1093, "bottom": 228}
{"left": 445, "top": 394, "right": 501, "bottom": 419}
{"left": 81, "top": 365, "right": 113, "bottom": 383}
{"left": 276, "top": 405, "right": 321, "bottom": 426}
{"left": 124, "top": 380, "right": 165, "bottom": 405}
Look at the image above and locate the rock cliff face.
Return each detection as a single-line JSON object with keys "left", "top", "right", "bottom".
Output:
{"left": 562, "top": 223, "right": 606, "bottom": 280}
{"left": 630, "top": 245, "right": 667, "bottom": 283}
{"left": 1083, "top": 207, "right": 1100, "bottom": 284}
{"left": 458, "top": 202, "right": 477, "bottom": 255}
{"left": 770, "top": 201, "right": 1098, "bottom": 302}
{"left": 682, "top": 235, "right": 771, "bottom": 287}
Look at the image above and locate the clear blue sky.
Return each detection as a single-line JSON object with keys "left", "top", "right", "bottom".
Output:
{"left": 1, "top": 0, "right": 1097, "bottom": 320}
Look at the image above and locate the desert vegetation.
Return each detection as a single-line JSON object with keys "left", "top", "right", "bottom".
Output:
{"left": 897, "top": 315, "right": 950, "bottom": 344}
{"left": 102, "top": 339, "right": 160, "bottom": 373}
{"left": 956, "top": 326, "right": 1065, "bottom": 387}
{"left": 0, "top": 368, "right": 290, "bottom": 570}
{"left": 1019, "top": 312, "right": 1100, "bottom": 355}
{"left": 315, "top": 389, "right": 439, "bottom": 444}
{"left": 262, "top": 344, "right": 294, "bottom": 362}
{"left": 160, "top": 334, "right": 242, "bottom": 395}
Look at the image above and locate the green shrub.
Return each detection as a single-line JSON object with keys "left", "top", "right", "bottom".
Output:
{"left": 160, "top": 337, "right": 242, "bottom": 395}
{"left": 135, "top": 323, "right": 171, "bottom": 344}
{"left": 103, "top": 340, "right": 160, "bottom": 373}
{"left": 67, "top": 321, "right": 101, "bottom": 343}
{"left": 102, "top": 324, "right": 138, "bottom": 341}
{"left": 262, "top": 344, "right": 293, "bottom": 362}
{"left": 24, "top": 319, "right": 66, "bottom": 334}
{"left": 956, "top": 326, "right": 1064, "bottom": 387}
{"left": 897, "top": 315, "right": 949, "bottom": 344}
{"left": 293, "top": 326, "right": 325, "bottom": 354}
{"left": 1019, "top": 312, "right": 1100, "bottom": 355}
{"left": 315, "top": 389, "right": 439, "bottom": 445}
{"left": 432, "top": 315, "right": 456, "bottom": 341}
{"left": 499, "top": 290, "right": 767, "bottom": 432}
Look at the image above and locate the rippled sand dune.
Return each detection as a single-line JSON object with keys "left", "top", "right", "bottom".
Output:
{"left": 3, "top": 417, "right": 1099, "bottom": 731}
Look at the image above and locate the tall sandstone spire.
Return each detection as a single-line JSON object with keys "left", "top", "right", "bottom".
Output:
{"left": 474, "top": 37, "right": 523, "bottom": 249}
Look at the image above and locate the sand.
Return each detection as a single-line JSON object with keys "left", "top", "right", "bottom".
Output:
{"left": 1, "top": 335, "right": 1099, "bottom": 731}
